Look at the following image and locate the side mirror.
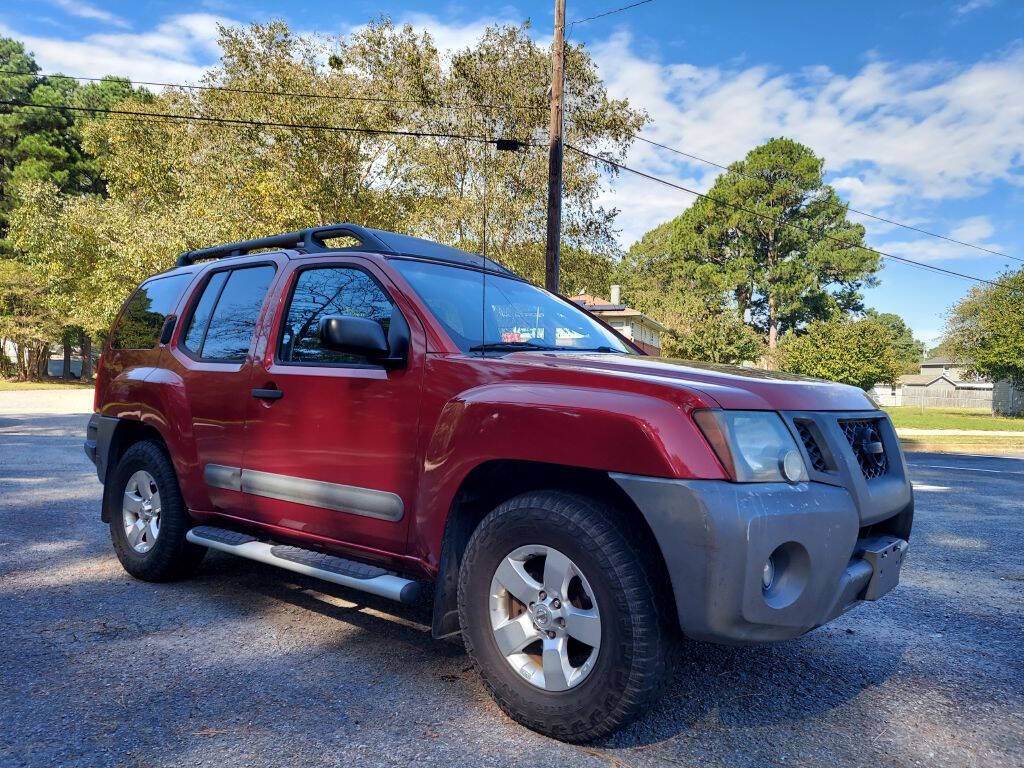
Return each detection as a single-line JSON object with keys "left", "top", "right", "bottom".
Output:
{"left": 319, "top": 315, "right": 401, "bottom": 367}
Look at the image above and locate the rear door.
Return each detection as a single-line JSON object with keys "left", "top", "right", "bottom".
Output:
{"left": 168, "top": 259, "right": 279, "bottom": 516}
{"left": 239, "top": 256, "right": 425, "bottom": 556}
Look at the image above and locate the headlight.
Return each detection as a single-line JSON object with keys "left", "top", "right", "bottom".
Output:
{"left": 692, "top": 410, "right": 809, "bottom": 483}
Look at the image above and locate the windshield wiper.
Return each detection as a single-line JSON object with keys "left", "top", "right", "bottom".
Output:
{"left": 468, "top": 342, "right": 620, "bottom": 353}
{"left": 468, "top": 341, "right": 561, "bottom": 352}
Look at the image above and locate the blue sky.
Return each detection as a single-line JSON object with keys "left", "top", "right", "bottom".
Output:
{"left": 4, "top": 0, "right": 1023, "bottom": 346}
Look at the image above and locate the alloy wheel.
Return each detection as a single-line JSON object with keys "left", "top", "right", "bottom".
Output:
{"left": 122, "top": 470, "right": 161, "bottom": 554}
{"left": 488, "top": 544, "right": 602, "bottom": 691}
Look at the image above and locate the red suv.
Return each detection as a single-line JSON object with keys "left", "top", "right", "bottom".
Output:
{"left": 85, "top": 224, "right": 913, "bottom": 742}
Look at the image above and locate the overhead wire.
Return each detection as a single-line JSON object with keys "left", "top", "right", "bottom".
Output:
{"left": 0, "top": 99, "right": 538, "bottom": 148}
{"left": 2, "top": 76, "right": 1015, "bottom": 289}
{"left": 567, "top": 143, "right": 1020, "bottom": 292}
{"left": 0, "top": 68, "right": 548, "bottom": 113}
{"left": 568, "top": 0, "right": 655, "bottom": 28}
{"left": 3, "top": 39, "right": 1014, "bottom": 262}
{"left": 629, "top": 134, "right": 1023, "bottom": 263}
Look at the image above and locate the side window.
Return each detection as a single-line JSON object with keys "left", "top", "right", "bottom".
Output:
{"left": 110, "top": 274, "right": 191, "bottom": 350}
{"left": 278, "top": 266, "right": 395, "bottom": 365}
{"left": 182, "top": 271, "right": 228, "bottom": 355}
{"left": 181, "top": 265, "right": 275, "bottom": 362}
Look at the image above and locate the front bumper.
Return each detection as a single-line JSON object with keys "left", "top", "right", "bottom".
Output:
{"left": 612, "top": 475, "right": 912, "bottom": 643}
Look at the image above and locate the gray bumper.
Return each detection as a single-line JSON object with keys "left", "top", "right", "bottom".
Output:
{"left": 84, "top": 413, "right": 118, "bottom": 483}
{"left": 612, "top": 474, "right": 911, "bottom": 644}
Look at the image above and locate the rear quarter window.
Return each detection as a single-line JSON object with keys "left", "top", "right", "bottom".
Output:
{"left": 110, "top": 273, "right": 191, "bottom": 350}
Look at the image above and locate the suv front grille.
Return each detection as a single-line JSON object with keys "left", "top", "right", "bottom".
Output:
{"left": 839, "top": 418, "right": 889, "bottom": 480}
{"left": 795, "top": 420, "right": 829, "bottom": 472}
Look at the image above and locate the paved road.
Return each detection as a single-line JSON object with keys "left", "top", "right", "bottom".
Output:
{"left": 1, "top": 399, "right": 1022, "bottom": 768}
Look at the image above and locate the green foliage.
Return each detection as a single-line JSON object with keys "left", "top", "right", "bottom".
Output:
{"left": 1, "top": 38, "right": 144, "bottom": 377}
{"left": 778, "top": 316, "right": 905, "bottom": 390}
{"left": 7, "top": 20, "right": 645, "bottom": 337}
{"left": 620, "top": 138, "right": 881, "bottom": 357}
{"left": 657, "top": 294, "right": 765, "bottom": 363}
{"left": 945, "top": 269, "right": 1024, "bottom": 390}
{"left": 863, "top": 309, "right": 924, "bottom": 374}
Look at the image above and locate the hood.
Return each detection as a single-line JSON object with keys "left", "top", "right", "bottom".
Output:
{"left": 505, "top": 352, "right": 878, "bottom": 412}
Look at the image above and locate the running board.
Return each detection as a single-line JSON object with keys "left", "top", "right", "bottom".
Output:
{"left": 186, "top": 526, "right": 422, "bottom": 604}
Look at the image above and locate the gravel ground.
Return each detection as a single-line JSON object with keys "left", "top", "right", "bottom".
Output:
{"left": 1, "top": 391, "right": 1022, "bottom": 768}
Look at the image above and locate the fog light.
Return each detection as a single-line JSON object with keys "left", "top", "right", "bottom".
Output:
{"left": 780, "top": 449, "right": 807, "bottom": 483}
{"left": 762, "top": 557, "right": 776, "bottom": 590}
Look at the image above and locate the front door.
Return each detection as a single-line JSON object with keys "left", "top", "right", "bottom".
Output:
{"left": 168, "top": 260, "right": 279, "bottom": 516}
{"left": 240, "top": 257, "right": 424, "bottom": 556}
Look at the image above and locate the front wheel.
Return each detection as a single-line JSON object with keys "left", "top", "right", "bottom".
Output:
{"left": 457, "top": 491, "right": 670, "bottom": 742}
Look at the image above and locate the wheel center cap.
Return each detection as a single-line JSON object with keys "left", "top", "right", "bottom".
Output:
{"left": 531, "top": 603, "right": 553, "bottom": 629}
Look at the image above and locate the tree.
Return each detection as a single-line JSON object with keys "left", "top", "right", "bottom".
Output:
{"left": 8, "top": 20, "right": 645, "bottom": 339}
{"left": 778, "top": 317, "right": 904, "bottom": 391}
{"left": 945, "top": 269, "right": 1024, "bottom": 390}
{"left": 620, "top": 138, "right": 881, "bottom": 359}
{"left": 658, "top": 293, "right": 765, "bottom": 363}
{"left": 1, "top": 37, "right": 141, "bottom": 378}
{"left": 864, "top": 309, "right": 924, "bottom": 374}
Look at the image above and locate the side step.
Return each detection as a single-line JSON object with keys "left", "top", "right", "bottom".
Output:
{"left": 186, "top": 526, "right": 422, "bottom": 604}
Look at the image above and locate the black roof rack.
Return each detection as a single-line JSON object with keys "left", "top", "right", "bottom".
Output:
{"left": 175, "top": 222, "right": 518, "bottom": 277}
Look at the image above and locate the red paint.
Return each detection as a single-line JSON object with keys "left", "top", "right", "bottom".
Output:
{"left": 95, "top": 248, "right": 879, "bottom": 579}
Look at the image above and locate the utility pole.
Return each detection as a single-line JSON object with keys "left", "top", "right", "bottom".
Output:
{"left": 545, "top": 0, "right": 566, "bottom": 294}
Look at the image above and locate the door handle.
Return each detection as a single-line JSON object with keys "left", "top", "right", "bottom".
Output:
{"left": 252, "top": 387, "right": 284, "bottom": 400}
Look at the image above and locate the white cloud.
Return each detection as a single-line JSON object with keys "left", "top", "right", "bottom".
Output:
{"left": 0, "top": 13, "right": 231, "bottom": 83}
{"left": 395, "top": 12, "right": 519, "bottom": 55}
{"left": 872, "top": 215, "right": 1005, "bottom": 262}
{"left": 589, "top": 31, "right": 1024, "bottom": 248}
{"left": 49, "top": 0, "right": 130, "bottom": 29}
{"left": 955, "top": 0, "right": 997, "bottom": 17}
{"left": 948, "top": 215, "right": 994, "bottom": 242}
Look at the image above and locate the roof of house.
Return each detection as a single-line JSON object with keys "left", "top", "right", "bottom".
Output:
{"left": 920, "top": 356, "right": 958, "bottom": 367}
{"left": 569, "top": 294, "right": 669, "bottom": 332}
{"left": 897, "top": 372, "right": 992, "bottom": 390}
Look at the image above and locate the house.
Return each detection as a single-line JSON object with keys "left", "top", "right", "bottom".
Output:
{"left": 569, "top": 285, "right": 666, "bottom": 356}
{"left": 869, "top": 356, "right": 1022, "bottom": 414}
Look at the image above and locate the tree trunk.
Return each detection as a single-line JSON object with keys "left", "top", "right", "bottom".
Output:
{"left": 0, "top": 338, "right": 12, "bottom": 378}
{"left": 35, "top": 343, "right": 51, "bottom": 380}
{"left": 765, "top": 234, "right": 779, "bottom": 360}
{"left": 767, "top": 295, "right": 779, "bottom": 351}
{"left": 80, "top": 331, "right": 94, "bottom": 381}
{"left": 16, "top": 342, "right": 27, "bottom": 380}
{"left": 62, "top": 340, "right": 72, "bottom": 379}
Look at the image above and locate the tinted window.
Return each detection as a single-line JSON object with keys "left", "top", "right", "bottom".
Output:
{"left": 110, "top": 274, "right": 191, "bottom": 350}
{"left": 392, "top": 260, "right": 630, "bottom": 354}
{"left": 279, "top": 267, "right": 395, "bottom": 365}
{"left": 181, "top": 265, "right": 275, "bottom": 361}
{"left": 182, "top": 271, "right": 228, "bottom": 355}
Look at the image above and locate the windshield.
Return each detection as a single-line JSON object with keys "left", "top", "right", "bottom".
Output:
{"left": 392, "top": 259, "right": 632, "bottom": 355}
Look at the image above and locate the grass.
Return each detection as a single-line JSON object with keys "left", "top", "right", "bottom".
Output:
{"left": 899, "top": 434, "right": 1024, "bottom": 454}
{"left": 884, "top": 406, "right": 1024, "bottom": 432}
{"left": 0, "top": 378, "right": 95, "bottom": 391}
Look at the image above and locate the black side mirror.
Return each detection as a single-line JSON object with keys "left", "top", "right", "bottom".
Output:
{"left": 319, "top": 315, "right": 403, "bottom": 367}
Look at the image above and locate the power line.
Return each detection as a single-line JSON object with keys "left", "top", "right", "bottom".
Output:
{"left": 0, "top": 69, "right": 547, "bottom": 113}
{"left": 0, "top": 99, "right": 537, "bottom": 148}
{"left": 568, "top": 143, "right": 1019, "bottom": 292}
{"left": 630, "top": 133, "right": 1022, "bottom": 264}
{"left": 569, "top": 0, "right": 655, "bottom": 27}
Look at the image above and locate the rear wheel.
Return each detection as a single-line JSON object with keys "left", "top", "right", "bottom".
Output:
{"left": 108, "top": 440, "right": 206, "bottom": 581}
{"left": 457, "top": 490, "right": 670, "bottom": 742}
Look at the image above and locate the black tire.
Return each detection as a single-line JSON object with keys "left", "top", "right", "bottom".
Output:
{"left": 108, "top": 439, "right": 206, "bottom": 581}
{"left": 457, "top": 490, "right": 670, "bottom": 742}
